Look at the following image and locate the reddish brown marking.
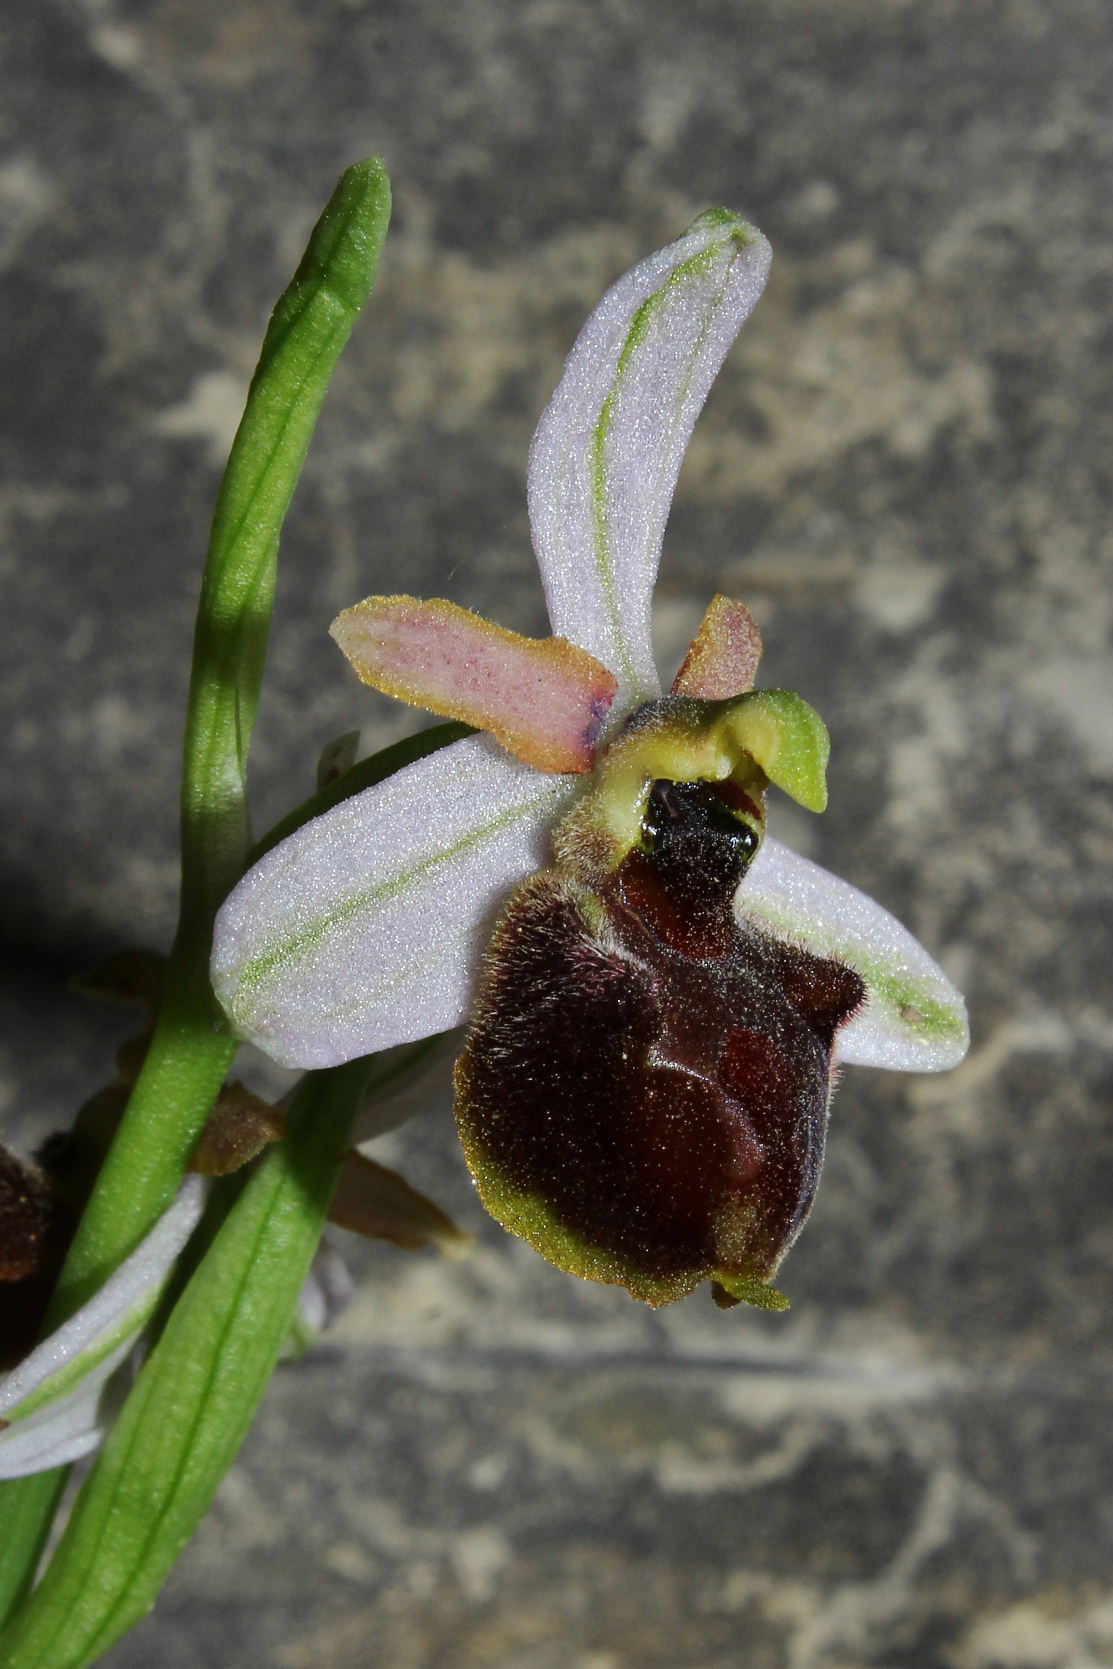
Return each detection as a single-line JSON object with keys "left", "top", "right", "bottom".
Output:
{"left": 0, "top": 1145, "right": 75, "bottom": 1368}
{"left": 456, "top": 778, "right": 864, "bottom": 1301}
{"left": 672, "top": 595, "right": 763, "bottom": 700}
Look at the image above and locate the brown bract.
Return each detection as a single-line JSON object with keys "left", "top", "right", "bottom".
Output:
{"left": 189, "top": 1084, "right": 286, "bottom": 1177}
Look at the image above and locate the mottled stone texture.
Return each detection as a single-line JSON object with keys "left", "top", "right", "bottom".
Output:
{"left": 2, "top": 0, "right": 1111, "bottom": 1665}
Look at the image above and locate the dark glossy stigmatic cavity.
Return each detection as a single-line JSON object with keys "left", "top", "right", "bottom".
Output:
{"left": 455, "top": 778, "right": 865, "bottom": 1307}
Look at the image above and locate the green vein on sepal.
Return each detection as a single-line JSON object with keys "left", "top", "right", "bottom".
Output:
{"left": 857, "top": 967, "right": 967, "bottom": 1045}
{"left": 234, "top": 779, "right": 568, "bottom": 1000}
{"left": 1, "top": 1305, "right": 150, "bottom": 1429}
{"left": 588, "top": 216, "right": 758, "bottom": 695}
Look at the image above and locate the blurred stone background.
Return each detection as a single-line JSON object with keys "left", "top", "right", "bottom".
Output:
{"left": 2, "top": 1, "right": 1111, "bottom": 1665}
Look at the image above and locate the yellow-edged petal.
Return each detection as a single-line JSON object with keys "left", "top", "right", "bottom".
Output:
{"left": 331, "top": 596, "right": 617, "bottom": 773}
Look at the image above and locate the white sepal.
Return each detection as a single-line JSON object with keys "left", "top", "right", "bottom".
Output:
{"left": 0, "top": 1176, "right": 205, "bottom": 1479}
{"left": 736, "top": 837, "right": 970, "bottom": 1072}
{"left": 211, "top": 734, "right": 576, "bottom": 1069}
{"left": 528, "top": 210, "right": 772, "bottom": 706}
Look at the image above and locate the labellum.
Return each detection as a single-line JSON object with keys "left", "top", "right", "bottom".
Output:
{"left": 456, "top": 691, "right": 864, "bottom": 1310}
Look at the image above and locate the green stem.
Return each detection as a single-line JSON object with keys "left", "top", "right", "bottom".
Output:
{"left": 48, "top": 971, "right": 237, "bottom": 1322}
{"left": 64, "top": 156, "right": 392, "bottom": 1302}
{"left": 0, "top": 157, "right": 391, "bottom": 1623}
{"left": 0, "top": 1062, "right": 371, "bottom": 1669}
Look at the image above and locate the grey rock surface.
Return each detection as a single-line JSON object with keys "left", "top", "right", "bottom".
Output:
{"left": 2, "top": 1, "right": 1111, "bottom": 1665}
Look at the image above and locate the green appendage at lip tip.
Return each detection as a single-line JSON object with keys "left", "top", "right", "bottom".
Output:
{"left": 712, "top": 1270, "right": 791, "bottom": 1312}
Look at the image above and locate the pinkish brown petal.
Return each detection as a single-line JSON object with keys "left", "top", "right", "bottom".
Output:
{"left": 672, "top": 595, "right": 763, "bottom": 700}
{"left": 331, "top": 596, "right": 618, "bottom": 774}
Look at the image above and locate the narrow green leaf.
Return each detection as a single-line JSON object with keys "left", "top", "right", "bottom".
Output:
{"left": 0, "top": 1062, "right": 370, "bottom": 1669}
{"left": 0, "top": 157, "right": 392, "bottom": 1623}
{"left": 182, "top": 156, "right": 393, "bottom": 919}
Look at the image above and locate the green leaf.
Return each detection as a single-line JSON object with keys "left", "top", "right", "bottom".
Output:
{"left": 0, "top": 157, "right": 392, "bottom": 1625}
{"left": 0, "top": 1063, "right": 370, "bottom": 1669}
{"left": 182, "top": 156, "right": 393, "bottom": 920}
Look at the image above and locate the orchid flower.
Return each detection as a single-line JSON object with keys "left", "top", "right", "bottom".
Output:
{"left": 0, "top": 1177, "right": 205, "bottom": 1480}
{"left": 211, "top": 211, "right": 968, "bottom": 1310}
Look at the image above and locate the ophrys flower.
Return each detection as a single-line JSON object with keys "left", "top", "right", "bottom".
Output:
{"left": 211, "top": 211, "right": 968, "bottom": 1308}
{"left": 0, "top": 1178, "right": 205, "bottom": 1478}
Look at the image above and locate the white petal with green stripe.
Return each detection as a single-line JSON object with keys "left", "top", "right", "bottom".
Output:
{"left": 0, "top": 1177, "right": 205, "bottom": 1479}
{"left": 211, "top": 734, "right": 575, "bottom": 1068}
{"left": 736, "top": 838, "right": 970, "bottom": 1071}
{"left": 528, "top": 209, "right": 772, "bottom": 705}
